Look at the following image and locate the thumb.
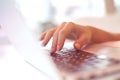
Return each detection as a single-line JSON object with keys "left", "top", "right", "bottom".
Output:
{"left": 74, "top": 33, "right": 89, "bottom": 50}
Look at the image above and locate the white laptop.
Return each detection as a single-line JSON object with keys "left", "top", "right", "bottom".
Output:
{"left": 0, "top": 0, "right": 62, "bottom": 80}
{"left": 1, "top": 0, "right": 120, "bottom": 80}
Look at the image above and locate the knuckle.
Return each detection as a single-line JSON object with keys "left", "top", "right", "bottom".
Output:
{"left": 46, "top": 28, "right": 55, "bottom": 33}
{"left": 66, "top": 22, "right": 75, "bottom": 28}
{"left": 53, "top": 33, "right": 57, "bottom": 39}
{"left": 62, "top": 22, "right": 66, "bottom": 25}
{"left": 68, "top": 22, "right": 74, "bottom": 26}
{"left": 59, "top": 30, "right": 66, "bottom": 34}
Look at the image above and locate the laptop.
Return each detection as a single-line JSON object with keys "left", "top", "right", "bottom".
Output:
{"left": 0, "top": 0, "right": 62, "bottom": 80}
{"left": 1, "top": 0, "right": 120, "bottom": 80}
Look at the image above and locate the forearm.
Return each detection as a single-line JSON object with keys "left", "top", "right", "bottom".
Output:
{"left": 89, "top": 26, "right": 120, "bottom": 43}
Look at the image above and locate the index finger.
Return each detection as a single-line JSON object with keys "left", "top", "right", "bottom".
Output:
{"left": 57, "top": 22, "right": 74, "bottom": 51}
{"left": 50, "top": 22, "right": 66, "bottom": 53}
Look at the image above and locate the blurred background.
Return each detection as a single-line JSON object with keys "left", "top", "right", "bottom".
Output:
{"left": 14, "top": 0, "right": 120, "bottom": 37}
{"left": 0, "top": 1, "right": 120, "bottom": 80}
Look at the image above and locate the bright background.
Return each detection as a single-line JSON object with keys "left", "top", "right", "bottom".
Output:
{"left": 15, "top": 0, "right": 120, "bottom": 35}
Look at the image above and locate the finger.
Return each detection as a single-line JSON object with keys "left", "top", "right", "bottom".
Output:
{"left": 50, "top": 34, "right": 58, "bottom": 53}
{"left": 74, "top": 33, "right": 90, "bottom": 50}
{"left": 50, "top": 22, "right": 66, "bottom": 53}
{"left": 57, "top": 33, "right": 66, "bottom": 51}
{"left": 40, "top": 31, "right": 47, "bottom": 41}
{"left": 42, "top": 29, "right": 55, "bottom": 46}
{"left": 57, "top": 22, "right": 74, "bottom": 51}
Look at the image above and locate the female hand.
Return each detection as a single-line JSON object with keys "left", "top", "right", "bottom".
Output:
{"left": 40, "top": 22, "right": 92, "bottom": 53}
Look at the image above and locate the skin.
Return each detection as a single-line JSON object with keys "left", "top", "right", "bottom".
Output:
{"left": 40, "top": 22, "right": 120, "bottom": 53}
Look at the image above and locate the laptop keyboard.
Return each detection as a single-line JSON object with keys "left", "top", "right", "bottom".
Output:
{"left": 51, "top": 48, "right": 120, "bottom": 72}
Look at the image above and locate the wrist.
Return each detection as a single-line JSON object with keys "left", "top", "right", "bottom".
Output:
{"left": 113, "top": 33, "right": 120, "bottom": 40}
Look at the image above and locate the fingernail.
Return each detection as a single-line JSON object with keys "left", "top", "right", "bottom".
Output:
{"left": 57, "top": 45, "right": 60, "bottom": 51}
{"left": 40, "top": 38, "right": 42, "bottom": 41}
{"left": 39, "top": 36, "right": 43, "bottom": 41}
{"left": 75, "top": 43, "right": 81, "bottom": 50}
{"left": 50, "top": 49, "right": 54, "bottom": 54}
{"left": 41, "top": 43, "right": 45, "bottom": 47}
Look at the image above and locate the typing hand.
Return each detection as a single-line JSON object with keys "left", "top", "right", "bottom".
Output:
{"left": 40, "top": 22, "right": 92, "bottom": 53}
